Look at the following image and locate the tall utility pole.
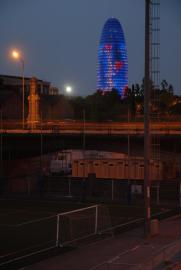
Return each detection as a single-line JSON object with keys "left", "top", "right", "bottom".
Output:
{"left": 144, "top": 0, "right": 151, "bottom": 238}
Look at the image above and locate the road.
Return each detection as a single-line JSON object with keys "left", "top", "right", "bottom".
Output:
{"left": 1, "top": 121, "right": 181, "bottom": 135}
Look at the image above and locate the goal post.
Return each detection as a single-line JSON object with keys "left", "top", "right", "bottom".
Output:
{"left": 56, "top": 204, "right": 112, "bottom": 247}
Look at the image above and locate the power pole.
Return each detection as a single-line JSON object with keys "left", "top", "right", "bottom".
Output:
{"left": 144, "top": 0, "right": 151, "bottom": 238}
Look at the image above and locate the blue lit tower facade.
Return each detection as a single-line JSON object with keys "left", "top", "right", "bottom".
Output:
{"left": 97, "top": 18, "right": 128, "bottom": 96}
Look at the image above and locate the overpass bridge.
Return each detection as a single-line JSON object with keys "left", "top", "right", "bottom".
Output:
{"left": 1, "top": 121, "right": 181, "bottom": 135}
{"left": 0, "top": 121, "right": 181, "bottom": 158}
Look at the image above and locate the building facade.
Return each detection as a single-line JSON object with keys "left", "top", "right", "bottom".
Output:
{"left": 97, "top": 18, "right": 128, "bottom": 97}
{"left": 0, "top": 75, "right": 62, "bottom": 120}
{"left": 0, "top": 74, "right": 51, "bottom": 96}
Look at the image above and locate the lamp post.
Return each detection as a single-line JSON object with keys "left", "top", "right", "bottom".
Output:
{"left": 11, "top": 50, "right": 25, "bottom": 129}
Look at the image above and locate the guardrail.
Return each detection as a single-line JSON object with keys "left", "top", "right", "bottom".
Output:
{"left": 1, "top": 127, "right": 181, "bottom": 135}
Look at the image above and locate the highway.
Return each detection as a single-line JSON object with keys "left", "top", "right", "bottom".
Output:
{"left": 1, "top": 121, "right": 181, "bottom": 135}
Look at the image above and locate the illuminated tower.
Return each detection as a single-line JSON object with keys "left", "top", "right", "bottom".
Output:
{"left": 97, "top": 18, "right": 128, "bottom": 96}
{"left": 27, "top": 77, "right": 40, "bottom": 128}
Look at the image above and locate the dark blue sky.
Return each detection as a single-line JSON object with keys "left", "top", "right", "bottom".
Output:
{"left": 1, "top": 0, "right": 181, "bottom": 95}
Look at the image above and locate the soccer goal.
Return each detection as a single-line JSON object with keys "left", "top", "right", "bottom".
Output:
{"left": 56, "top": 204, "right": 112, "bottom": 246}
{"left": 0, "top": 204, "right": 112, "bottom": 266}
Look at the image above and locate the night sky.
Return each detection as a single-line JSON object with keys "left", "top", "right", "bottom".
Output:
{"left": 1, "top": 0, "right": 181, "bottom": 95}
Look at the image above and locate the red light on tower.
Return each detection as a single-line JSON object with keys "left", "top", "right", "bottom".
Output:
{"left": 105, "top": 44, "right": 112, "bottom": 51}
{"left": 115, "top": 61, "right": 122, "bottom": 70}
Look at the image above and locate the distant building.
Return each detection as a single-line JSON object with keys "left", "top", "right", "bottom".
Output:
{"left": 97, "top": 18, "right": 128, "bottom": 97}
{"left": 49, "top": 86, "right": 59, "bottom": 95}
{"left": 0, "top": 74, "right": 51, "bottom": 96}
{"left": 0, "top": 74, "right": 73, "bottom": 121}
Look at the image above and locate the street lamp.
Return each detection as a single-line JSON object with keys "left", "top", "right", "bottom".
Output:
{"left": 11, "top": 49, "right": 25, "bottom": 129}
{"left": 65, "top": 86, "right": 72, "bottom": 94}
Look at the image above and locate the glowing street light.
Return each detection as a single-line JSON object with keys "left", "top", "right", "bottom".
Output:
{"left": 11, "top": 49, "right": 25, "bottom": 129}
{"left": 12, "top": 50, "right": 20, "bottom": 59}
{"left": 66, "top": 86, "right": 72, "bottom": 94}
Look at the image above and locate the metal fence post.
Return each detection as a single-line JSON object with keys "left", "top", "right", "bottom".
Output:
{"left": 95, "top": 205, "right": 98, "bottom": 234}
{"left": 68, "top": 177, "right": 71, "bottom": 197}
{"left": 152, "top": 256, "right": 154, "bottom": 269}
{"left": 163, "top": 248, "right": 166, "bottom": 263}
{"left": 179, "top": 181, "right": 181, "bottom": 208}
{"left": 157, "top": 183, "right": 160, "bottom": 205}
{"left": 111, "top": 180, "right": 114, "bottom": 201}
{"left": 56, "top": 214, "right": 60, "bottom": 247}
{"left": 27, "top": 177, "right": 31, "bottom": 197}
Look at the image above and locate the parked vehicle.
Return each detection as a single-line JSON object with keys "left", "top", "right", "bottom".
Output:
{"left": 50, "top": 151, "right": 72, "bottom": 175}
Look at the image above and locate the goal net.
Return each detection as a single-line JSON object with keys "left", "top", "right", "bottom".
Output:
{"left": 57, "top": 204, "right": 111, "bottom": 246}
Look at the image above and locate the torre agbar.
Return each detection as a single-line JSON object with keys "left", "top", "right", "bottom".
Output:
{"left": 97, "top": 18, "right": 128, "bottom": 97}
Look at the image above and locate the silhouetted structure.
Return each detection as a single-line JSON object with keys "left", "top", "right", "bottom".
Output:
{"left": 0, "top": 75, "right": 51, "bottom": 95}
{"left": 0, "top": 75, "right": 62, "bottom": 120}
{"left": 27, "top": 77, "right": 40, "bottom": 128}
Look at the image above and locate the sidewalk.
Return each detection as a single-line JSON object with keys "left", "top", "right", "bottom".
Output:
{"left": 25, "top": 214, "right": 181, "bottom": 270}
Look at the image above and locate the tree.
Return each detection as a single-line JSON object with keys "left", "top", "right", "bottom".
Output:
{"left": 159, "top": 80, "right": 175, "bottom": 114}
{"left": 161, "top": 79, "right": 168, "bottom": 92}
